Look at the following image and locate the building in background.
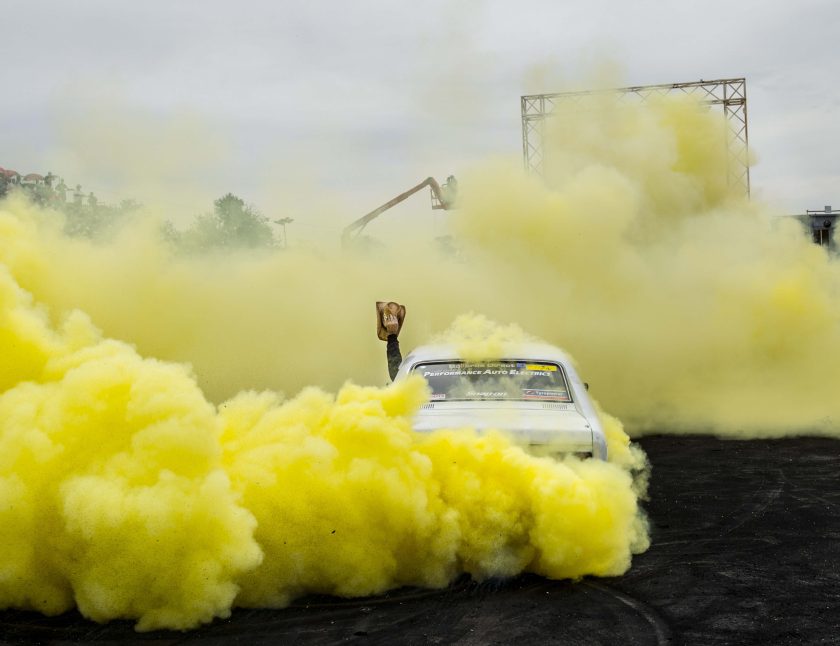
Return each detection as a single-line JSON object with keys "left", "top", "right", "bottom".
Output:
{"left": 805, "top": 206, "right": 838, "bottom": 250}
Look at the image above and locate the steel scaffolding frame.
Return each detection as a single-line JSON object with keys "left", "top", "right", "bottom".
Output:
{"left": 521, "top": 77, "right": 750, "bottom": 197}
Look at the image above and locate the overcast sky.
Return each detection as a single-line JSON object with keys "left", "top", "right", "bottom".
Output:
{"left": 1, "top": 0, "right": 838, "bottom": 233}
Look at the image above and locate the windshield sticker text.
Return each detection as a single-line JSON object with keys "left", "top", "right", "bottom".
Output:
{"left": 522, "top": 389, "right": 571, "bottom": 401}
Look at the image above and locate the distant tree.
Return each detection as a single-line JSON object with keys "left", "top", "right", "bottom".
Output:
{"left": 165, "top": 193, "right": 277, "bottom": 252}
{"left": 160, "top": 220, "right": 181, "bottom": 246}
{"left": 63, "top": 198, "right": 141, "bottom": 240}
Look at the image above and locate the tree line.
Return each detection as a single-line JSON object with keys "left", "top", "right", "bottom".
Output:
{"left": 1, "top": 174, "right": 286, "bottom": 251}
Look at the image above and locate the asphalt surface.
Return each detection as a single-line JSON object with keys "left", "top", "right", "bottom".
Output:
{"left": 2, "top": 435, "right": 839, "bottom": 645}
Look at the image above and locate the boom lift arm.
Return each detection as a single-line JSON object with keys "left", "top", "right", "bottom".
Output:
{"left": 341, "top": 176, "right": 457, "bottom": 246}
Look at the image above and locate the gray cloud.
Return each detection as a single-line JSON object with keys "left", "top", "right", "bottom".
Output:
{"left": 0, "top": 0, "right": 837, "bottom": 213}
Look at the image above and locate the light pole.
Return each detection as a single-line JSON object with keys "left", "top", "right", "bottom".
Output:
{"left": 274, "top": 217, "right": 294, "bottom": 249}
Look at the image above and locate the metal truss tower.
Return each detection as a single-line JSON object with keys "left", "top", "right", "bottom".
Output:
{"left": 521, "top": 78, "right": 750, "bottom": 197}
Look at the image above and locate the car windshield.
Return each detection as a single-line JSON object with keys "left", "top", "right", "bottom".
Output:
{"left": 412, "top": 360, "right": 572, "bottom": 403}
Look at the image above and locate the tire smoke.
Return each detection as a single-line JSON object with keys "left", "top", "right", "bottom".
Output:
{"left": 5, "top": 96, "right": 836, "bottom": 435}
{"left": 0, "top": 257, "right": 646, "bottom": 629}
{"left": 2, "top": 92, "right": 835, "bottom": 628}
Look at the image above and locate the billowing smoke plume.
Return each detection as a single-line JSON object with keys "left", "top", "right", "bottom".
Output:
{"left": 3, "top": 95, "right": 836, "bottom": 435}
{"left": 1, "top": 91, "right": 836, "bottom": 629}
{"left": 0, "top": 255, "right": 647, "bottom": 629}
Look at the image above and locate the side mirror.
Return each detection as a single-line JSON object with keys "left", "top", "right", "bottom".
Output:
{"left": 584, "top": 382, "right": 589, "bottom": 391}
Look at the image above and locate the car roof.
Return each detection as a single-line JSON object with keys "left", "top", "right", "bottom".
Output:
{"left": 401, "top": 342, "right": 577, "bottom": 367}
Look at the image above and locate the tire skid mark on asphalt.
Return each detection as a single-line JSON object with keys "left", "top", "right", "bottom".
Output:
{"left": 447, "top": 605, "right": 503, "bottom": 646}
{"left": 717, "top": 468, "right": 785, "bottom": 537}
{"left": 189, "top": 606, "right": 374, "bottom": 646}
{"left": 582, "top": 581, "right": 672, "bottom": 646}
{"left": 649, "top": 536, "right": 778, "bottom": 550}
{"left": 775, "top": 469, "right": 840, "bottom": 512}
{"left": 617, "top": 537, "right": 779, "bottom": 582}
{"left": 288, "top": 576, "right": 473, "bottom": 609}
{"left": 263, "top": 606, "right": 430, "bottom": 645}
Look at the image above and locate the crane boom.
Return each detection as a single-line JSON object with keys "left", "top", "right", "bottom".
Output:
{"left": 342, "top": 176, "right": 456, "bottom": 246}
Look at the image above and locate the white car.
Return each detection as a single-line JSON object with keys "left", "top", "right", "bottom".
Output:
{"left": 394, "top": 343, "right": 608, "bottom": 460}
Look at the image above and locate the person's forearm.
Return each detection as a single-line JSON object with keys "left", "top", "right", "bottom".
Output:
{"left": 386, "top": 334, "right": 402, "bottom": 381}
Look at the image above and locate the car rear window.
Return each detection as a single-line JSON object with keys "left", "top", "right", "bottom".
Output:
{"left": 412, "top": 360, "right": 572, "bottom": 403}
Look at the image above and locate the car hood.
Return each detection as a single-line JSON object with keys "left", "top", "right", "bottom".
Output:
{"left": 411, "top": 404, "right": 594, "bottom": 451}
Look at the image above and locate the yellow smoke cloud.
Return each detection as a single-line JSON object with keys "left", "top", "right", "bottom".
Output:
{"left": 0, "top": 219, "right": 646, "bottom": 629}
{"left": 4, "top": 94, "right": 840, "bottom": 433}
{"left": 4, "top": 96, "right": 837, "bottom": 436}
{"left": 2, "top": 89, "right": 837, "bottom": 628}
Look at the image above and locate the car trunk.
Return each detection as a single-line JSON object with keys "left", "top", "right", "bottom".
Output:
{"left": 411, "top": 404, "right": 594, "bottom": 452}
